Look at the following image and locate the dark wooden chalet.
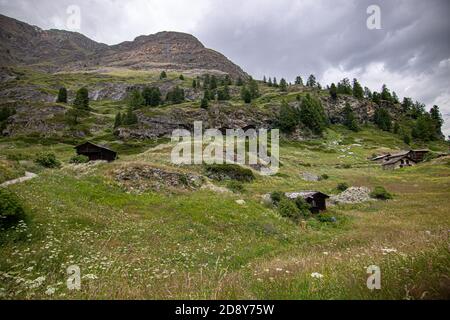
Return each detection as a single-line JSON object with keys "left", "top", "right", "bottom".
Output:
{"left": 286, "top": 191, "right": 330, "bottom": 213}
{"left": 408, "top": 149, "right": 430, "bottom": 162}
{"left": 75, "top": 142, "right": 117, "bottom": 162}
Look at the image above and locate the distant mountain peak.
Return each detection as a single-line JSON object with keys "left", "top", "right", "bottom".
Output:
{"left": 0, "top": 14, "right": 247, "bottom": 78}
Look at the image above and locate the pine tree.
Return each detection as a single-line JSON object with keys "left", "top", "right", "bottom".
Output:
{"left": 402, "top": 97, "right": 413, "bottom": 112}
{"left": 217, "top": 85, "right": 230, "bottom": 101}
{"left": 392, "top": 91, "right": 399, "bottom": 104}
{"left": 179, "top": 74, "right": 185, "bottom": 80}
{"left": 277, "top": 100, "right": 299, "bottom": 133}
{"left": 295, "top": 76, "right": 303, "bottom": 86}
{"left": 268, "top": 77, "right": 273, "bottom": 87}
{"left": 241, "top": 86, "right": 252, "bottom": 103}
{"left": 114, "top": 112, "right": 122, "bottom": 128}
{"left": 337, "top": 78, "right": 352, "bottom": 95}
{"left": 248, "top": 78, "right": 260, "bottom": 99}
{"left": 192, "top": 79, "right": 197, "bottom": 89}
{"left": 352, "top": 78, "right": 364, "bottom": 99}
{"left": 279, "top": 78, "right": 288, "bottom": 92}
{"left": 236, "top": 77, "right": 243, "bottom": 86}
{"left": 330, "top": 83, "right": 338, "bottom": 99}
{"left": 73, "top": 87, "right": 89, "bottom": 111}
{"left": 299, "top": 94, "right": 328, "bottom": 135}
{"left": 374, "top": 108, "right": 392, "bottom": 131}
{"left": 381, "top": 84, "right": 392, "bottom": 102}
{"left": 263, "top": 76, "right": 267, "bottom": 83}
{"left": 166, "top": 86, "right": 185, "bottom": 104}
{"left": 209, "top": 75, "right": 218, "bottom": 90}
{"left": 123, "top": 107, "right": 138, "bottom": 126}
{"left": 57, "top": 87, "right": 68, "bottom": 103}
{"left": 430, "top": 105, "right": 444, "bottom": 139}
{"left": 142, "top": 87, "right": 161, "bottom": 107}
{"left": 364, "top": 87, "right": 372, "bottom": 99}
{"left": 306, "top": 75, "right": 316, "bottom": 87}
{"left": 128, "top": 89, "right": 144, "bottom": 109}
{"left": 343, "top": 103, "right": 359, "bottom": 131}
{"left": 273, "top": 77, "right": 278, "bottom": 87}
{"left": 160, "top": 71, "right": 167, "bottom": 79}
{"left": 200, "top": 98, "right": 209, "bottom": 109}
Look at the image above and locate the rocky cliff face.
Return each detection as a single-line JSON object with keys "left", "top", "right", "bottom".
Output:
{"left": 0, "top": 14, "right": 247, "bottom": 78}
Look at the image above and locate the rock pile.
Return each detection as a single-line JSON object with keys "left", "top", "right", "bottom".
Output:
{"left": 329, "top": 187, "right": 373, "bottom": 204}
{"left": 114, "top": 164, "right": 203, "bottom": 193}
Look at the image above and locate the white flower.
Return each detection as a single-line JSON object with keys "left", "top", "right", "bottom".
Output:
{"left": 381, "top": 248, "right": 397, "bottom": 254}
{"left": 45, "top": 287, "right": 56, "bottom": 296}
{"left": 311, "top": 272, "right": 324, "bottom": 279}
{"left": 26, "top": 267, "right": 34, "bottom": 272}
{"left": 323, "top": 252, "right": 329, "bottom": 255}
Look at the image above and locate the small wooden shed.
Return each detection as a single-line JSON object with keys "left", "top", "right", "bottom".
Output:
{"left": 286, "top": 191, "right": 330, "bottom": 213}
{"left": 75, "top": 142, "right": 117, "bottom": 162}
{"left": 408, "top": 149, "right": 430, "bottom": 162}
{"left": 382, "top": 155, "right": 416, "bottom": 170}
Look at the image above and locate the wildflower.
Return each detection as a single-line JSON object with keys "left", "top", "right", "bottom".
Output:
{"left": 45, "top": 287, "right": 56, "bottom": 296}
{"left": 82, "top": 274, "right": 98, "bottom": 280}
{"left": 311, "top": 272, "right": 324, "bottom": 279}
{"left": 381, "top": 248, "right": 397, "bottom": 254}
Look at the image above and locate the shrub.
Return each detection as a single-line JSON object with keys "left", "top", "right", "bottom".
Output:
{"left": 227, "top": 181, "right": 246, "bottom": 193}
{"left": 34, "top": 152, "right": 61, "bottom": 168}
{"left": 70, "top": 155, "right": 89, "bottom": 164}
{"left": 205, "top": 164, "right": 255, "bottom": 182}
{"left": 317, "top": 213, "right": 337, "bottom": 223}
{"left": 370, "top": 186, "right": 393, "bottom": 200}
{"left": 270, "top": 191, "right": 285, "bottom": 205}
{"left": 320, "top": 174, "right": 329, "bottom": 180}
{"left": 295, "top": 197, "right": 312, "bottom": 219}
{"left": 0, "top": 189, "right": 25, "bottom": 226}
{"left": 278, "top": 198, "right": 301, "bottom": 222}
{"left": 337, "top": 183, "right": 349, "bottom": 192}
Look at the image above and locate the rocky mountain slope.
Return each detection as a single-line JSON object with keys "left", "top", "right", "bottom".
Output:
{"left": 0, "top": 14, "right": 247, "bottom": 78}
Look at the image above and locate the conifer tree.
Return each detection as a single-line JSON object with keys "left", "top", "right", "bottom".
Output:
{"left": 57, "top": 87, "right": 68, "bottom": 103}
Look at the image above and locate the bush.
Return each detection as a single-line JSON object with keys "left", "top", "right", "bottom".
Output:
{"left": 270, "top": 191, "right": 285, "bottom": 205}
{"left": 370, "top": 186, "right": 393, "bottom": 200}
{"left": 295, "top": 197, "right": 312, "bottom": 219}
{"left": 34, "top": 152, "right": 61, "bottom": 168}
{"left": 205, "top": 164, "right": 255, "bottom": 182}
{"left": 0, "top": 189, "right": 25, "bottom": 226}
{"left": 227, "top": 181, "right": 246, "bottom": 193}
{"left": 337, "top": 183, "right": 349, "bottom": 192}
{"left": 69, "top": 155, "right": 89, "bottom": 164}
{"left": 320, "top": 174, "right": 329, "bottom": 180}
{"left": 317, "top": 213, "right": 337, "bottom": 223}
{"left": 278, "top": 198, "right": 301, "bottom": 222}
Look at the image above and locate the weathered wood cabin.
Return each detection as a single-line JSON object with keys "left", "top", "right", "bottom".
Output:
{"left": 286, "top": 191, "right": 330, "bottom": 213}
{"left": 382, "top": 155, "right": 417, "bottom": 170}
{"left": 408, "top": 149, "right": 430, "bottom": 162}
{"left": 75, "top": 142, "right": 117, "bottom": 162}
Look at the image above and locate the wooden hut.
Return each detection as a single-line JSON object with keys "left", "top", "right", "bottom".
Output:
{"left": 286, "top": 191, "right": 330, "bottom": 213}
{"left": 75, "top": 142, "right": 117, "bottom": 162}
{"left": 408, "top": 149, "right": 430, "bottom": 162}
{"left": 382, "top": 155, "right": 416, "bottom": 170}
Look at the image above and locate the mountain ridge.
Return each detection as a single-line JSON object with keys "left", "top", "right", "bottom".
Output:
{"left": 0, "top": 14, "right": 248, "bottom": 78}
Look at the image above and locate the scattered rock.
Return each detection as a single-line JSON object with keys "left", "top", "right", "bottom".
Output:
{"left": 301, "top": 172, "right": 320, "bottom": 182}
{"left": 114, "top": 164, "right": 203, "bottom": 193}
{"left": 329, "top": 187, "right": 373, "bottom": 204}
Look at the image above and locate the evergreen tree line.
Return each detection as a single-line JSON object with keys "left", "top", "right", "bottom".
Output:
{"left": 277, "top": 94, "right": 329, "bottom": 135}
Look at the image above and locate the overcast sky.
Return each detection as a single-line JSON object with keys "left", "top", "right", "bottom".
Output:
{"left": 1, "top": 0, "right": 449, "bottom": 137}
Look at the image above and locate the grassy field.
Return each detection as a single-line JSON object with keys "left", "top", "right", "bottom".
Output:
{"left": 0, "top": 122, "right": 449, "bottom": 300}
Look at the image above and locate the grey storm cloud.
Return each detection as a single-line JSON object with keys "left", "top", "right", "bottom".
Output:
{"left": 1, "top": 0, "right": 450, "bottom": 136}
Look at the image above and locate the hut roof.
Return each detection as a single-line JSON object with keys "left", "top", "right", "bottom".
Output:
{"left": 383, "top": 155, "right": 417, "bottom": 166}
{"left": 286, "top": 191, "right": 330, "bottom": 200}
{"left": 75, "top": 141, "right": 116, "bottom": 153}
{"left": 371, "top": 154, "right": 391, "bottom": 161}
